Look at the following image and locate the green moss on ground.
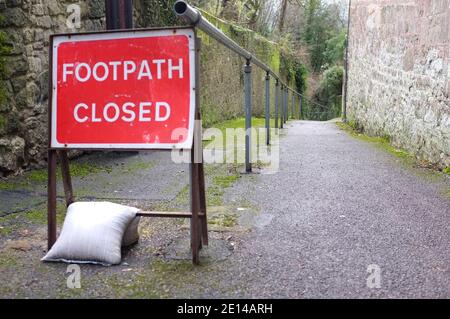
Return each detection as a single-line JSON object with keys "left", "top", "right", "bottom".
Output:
{"left": 122, "top": 161, "right": 154, "bottom": 173}
{"left": 23, "top": 203, "right": 66, "bottom": 225}
{"left": 0, "top": 213, "right": 18, "bottom": 236}
{"left": 23, "top": 209, "right": 48, "bottom": 224}
{"left": 0, "top": 161, "right": 117, "bottom": 192}
{"left": 0, "top": 203, "right": 66, "bottom": 237}
{"left": 152, "top": 183, "right": 190, "bottom": 212}
{"left": 208, "top": 211, "right": 238, "bottom": 228}
{"left": 106, "top": 273, "right": 165, "bottom": 299}
{"left": 443, "top": 167, "right": 450, "bottom": 175}
{"left": 0, "top": 179, "right": 25, "bottom": 190}
{"left": 207, "top": 172, "right": 240, "bottom": 206}
{"left": 204, "top": 117, "right": 275, "bottom": 156}
{"left": 443, "top": 188, "right": 450, "bottom": 199}
{"left": 27, "top": 162, "right": 113, "bottom": 183}
{"left": 211, "top": 117, "right": 275, "bottom": 134}
{"left": 104, "top": 259, "right": 198, "bottom": 298}
{"left": 0, "top": 251, "right": 21, "bottom": 268}
{"left": 336, "top": 121, "right": 450, "bottom": 184}
{"left": 336, "top": 121, "right": 412, "bottom": 161}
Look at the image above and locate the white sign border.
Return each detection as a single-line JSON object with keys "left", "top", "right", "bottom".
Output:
{"left": 51, "top": 28, "right": 196, "bottom": 150}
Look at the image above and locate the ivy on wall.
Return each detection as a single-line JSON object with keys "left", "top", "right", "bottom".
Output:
{"left": 0, "top": 14, "right": 10, "bottom": 103}
{"left": 0, "top": 14, "right": 12, "bottom": 136}
{"left": 137, "top": 0, "right": 180, "bottom": 27}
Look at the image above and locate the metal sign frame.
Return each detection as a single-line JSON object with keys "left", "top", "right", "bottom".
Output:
{"left": 47, "top": 27, "right": 208, "bottom": 264}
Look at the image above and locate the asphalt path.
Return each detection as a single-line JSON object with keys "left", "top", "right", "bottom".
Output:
{"left": 213, "top": 120, "right": 450, "bottom": 298}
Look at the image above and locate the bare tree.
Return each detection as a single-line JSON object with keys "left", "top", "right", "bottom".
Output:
{"left": 278, "top": 0, "right": 288, "bottom": 32}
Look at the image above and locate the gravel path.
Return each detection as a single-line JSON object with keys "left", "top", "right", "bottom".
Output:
{"left": 218, "top": 120, "right": 450, "bottom": 298}
{"left": 0, "top": 120, "right": 449, "bottom": 298}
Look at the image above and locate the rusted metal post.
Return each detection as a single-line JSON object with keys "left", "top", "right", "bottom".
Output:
{"left": 244, "top": 60, "right": 252, "bottom": 173}
{"left": 195, "top": 37, "right": 208, "bottom": 247}
{"left": 47, "top": 150, "right": 57, "bottom": 250}
{"left": 275, "top": 80, "right": 279, "bottom": 129}
{"left": 190, "top": 141, "right": 201, "bottom": 264}
{"left": 190, "top": 35, "right": 203, "bottom": 264}
{"left": 265, "top": 72, "right": 270, "bottom": 145}
{"left": 105, "top": 0, "right": 133, "bottom": 30}
{"left": 59, "top": 151, "right": 74, "bottom": 207}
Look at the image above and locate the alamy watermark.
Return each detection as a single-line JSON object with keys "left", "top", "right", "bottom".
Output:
{"left": 66, "top": 4, "right": 81, "bottom": 30}
{"left": 366, "top": 264, "right": 381, "bottom": 289}
{"left": 170, "top": 121, "right": 280, "bottom": 173}
{"left": 66, "top": 264, "right": 81, "bottom": 289}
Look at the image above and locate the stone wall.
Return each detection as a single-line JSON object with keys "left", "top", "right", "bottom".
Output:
{"left": 347, "top": 0, "right": 450, "bottom": 168}
{"left": 0, "top": 1, "right": 292, "bottom": 175}
{"left": 0, "top": 0, "right": 106, "bottom": 175}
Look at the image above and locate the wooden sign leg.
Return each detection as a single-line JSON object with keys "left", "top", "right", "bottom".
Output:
{"left": 47, "top": 149, "right": 57, "bottom": 250}
{"left": 58, "top": 150, "right": 74, "bottom": 207}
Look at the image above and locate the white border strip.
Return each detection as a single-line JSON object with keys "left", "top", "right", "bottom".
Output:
{"left": 51, "top": 28, "right": 196, "bottom": 150}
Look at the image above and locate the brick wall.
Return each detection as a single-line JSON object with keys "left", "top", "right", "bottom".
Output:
{"left": 347, "top": 0, "right": 450, "bottom": 168}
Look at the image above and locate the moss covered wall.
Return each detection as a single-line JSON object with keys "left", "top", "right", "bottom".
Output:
{"left": 136, "top": 4, "right": 298, "bottom": 127}
{"left": 0, "top": 12, "right": 12, "bottom": 141}
{"left": 196, "top": 10, "right": 288, "bottom": 126}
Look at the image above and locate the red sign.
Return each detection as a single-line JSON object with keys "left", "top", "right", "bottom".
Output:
{"left": 50, "top": 28, "right": 196, "bottom": 149}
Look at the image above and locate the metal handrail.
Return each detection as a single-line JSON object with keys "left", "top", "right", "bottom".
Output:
{"left": 174, "top": 1, "right": 305, "bottom": 172}
{"left": 173, "top": 0, "right": 298, "bottom": 92}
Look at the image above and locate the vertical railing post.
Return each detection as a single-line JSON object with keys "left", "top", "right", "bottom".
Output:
{"left": 287, "top": 89, "right": 290, "bottom": 121}
{"left": 265, "top": 72, "right": 270, "bottom": 145}
{"left": 280, "top": 85, "right": 284, "bottom": 128}
{"left": 299, "top": 95, "right": 302, "bottom": 120}
{"left": 244, "top": 61, "right": 252, "bottom": 173}
{"left": 291, "top": 91, "right": 295, "bottom": 119}
{"left": 283, "top": 87, "right": 286, "bottom": 125}
{"left": 275, "top": 80, "right": 279, "bottom": 129}
{"left": 284, "top": 88, "right": 288, "bottom": 124}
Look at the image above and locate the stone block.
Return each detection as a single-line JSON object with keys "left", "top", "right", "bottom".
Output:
{"left": 0, "top": 135, "right": 25, "bottom": 172}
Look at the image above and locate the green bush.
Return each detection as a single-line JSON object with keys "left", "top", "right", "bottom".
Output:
{"left": 310, "top": 65, "right": 343, "bottom": 120}
{"left": 324, "top": 30, "right": 346, "bottom": 66}
{"left": 293, "top": 60, "right": 308, "bottom": 95}
{"left": 280, "top": 50, "right": 307, "bottom": 94}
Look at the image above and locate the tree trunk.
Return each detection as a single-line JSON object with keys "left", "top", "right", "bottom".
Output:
{"left": 278, "top": 0, "right": 288, "bottom": 32}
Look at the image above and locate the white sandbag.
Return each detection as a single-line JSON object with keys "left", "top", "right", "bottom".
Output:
{"left": 122, "top": 216, "right": 140, "bottom": 247}
{"left": 42, "top": 201, "right": 138, "bottom": 266}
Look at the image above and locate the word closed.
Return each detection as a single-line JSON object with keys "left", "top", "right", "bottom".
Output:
{"left": 50, "top": 28, "right": 196, "bottom": 149}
